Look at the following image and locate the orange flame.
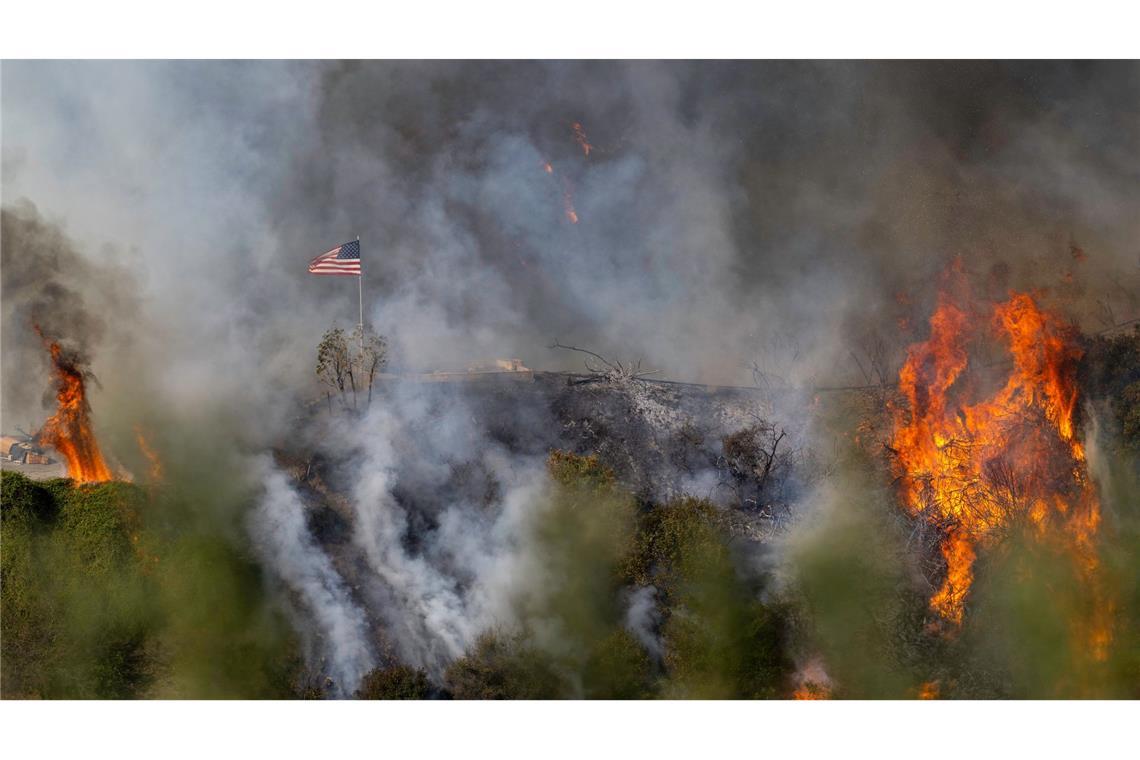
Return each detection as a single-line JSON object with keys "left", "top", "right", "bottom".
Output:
{"left": 917, "top": 680, "right": 940, "bottom": 700}
{"left": 791, "top": 657, "right": 833, "bottom": 699}
{"left": 36, "top": 338, "right": 112, "bottom": 484}
{"left": 135, "top": 427, "right": 164, "bottom": 482}
{"left": 564, "top": 189, "right": 579, "bottom": 224}
{"left": 929, "top": 530, "right": 976, "bottom": 625}
{"left": 571, "top": 122, "right": 592, "bottom": 157}
{"left": 793, "top": 683, "right": 831, "bottom": 700}
{"left": 890, "top": 283, "right": 1105, "bottom": 642}
{"left": 540, "top": 158, "right": 580, "bottom": 223}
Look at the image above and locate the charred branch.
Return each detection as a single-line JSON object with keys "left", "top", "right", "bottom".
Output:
{"left": 550, "top": 340, "right": 660, "bottom": 384}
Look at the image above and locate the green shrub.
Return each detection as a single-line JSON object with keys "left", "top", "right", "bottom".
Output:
{"left": 356, "top": 665, "right": 431, "bottom": 699}
{"left": 640, "top": 498, "right": 790, "bottom": 698}
{"left": 581, "top": 628, "right": 654, "bottom": 699}
{"left": 546, "top": 450, "right": 616, "bottom": 492}
{"left": 1121, "top": 380, "right": 1140, "bottom": 449}
{"left": 1, "top": 472, "right": 156, "bottom": 698}
{"left": 1, "top": 471, "right": 299, "bottom": 699}
{"left": 623, "top": 496, "right": 722, "bottom": 592}
{"left": 445, "top": 632, "right": 564, "bottom": 699}
{"left": 443, "top": 453, "right": 793, "bottom": 699}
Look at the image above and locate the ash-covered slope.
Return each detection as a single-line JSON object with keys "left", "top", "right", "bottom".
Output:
{"left": 465, "top": 372, "right": 809, "bottom": 507}
{"left": 290, "top": 371, "right": 811, "bottom": 530}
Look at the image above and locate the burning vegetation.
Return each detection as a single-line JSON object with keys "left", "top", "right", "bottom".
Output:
{"left": 34, "top": 335, "right": 113, "bottom": 484}
{"left": 888, "top": 274, "right": 1111, "bottom": 658}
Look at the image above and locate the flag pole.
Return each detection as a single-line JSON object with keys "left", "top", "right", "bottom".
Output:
{"left": 356, "top": 235, "right": 364, "bottom": 358}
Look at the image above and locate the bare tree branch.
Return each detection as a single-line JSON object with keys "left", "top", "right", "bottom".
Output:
{"left": 550, "top": 340, "right": 659, "bottom": 383}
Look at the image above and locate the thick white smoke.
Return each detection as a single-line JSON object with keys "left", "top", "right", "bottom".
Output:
{"left": 342, "top": 386, "right": 550, "bottom": 677}
{"left": 250, "top": 458, "right": 376, "bottom": 694}
{"left": 624, "top": 585, "right": 663, "bottom": 661}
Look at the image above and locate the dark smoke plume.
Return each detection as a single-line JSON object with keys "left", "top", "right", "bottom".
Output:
{"left": 1, "top": 202, "right": 139, "bottom": 430}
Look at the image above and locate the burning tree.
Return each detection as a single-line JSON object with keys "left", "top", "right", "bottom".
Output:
{"left": 35, "top": 335, "right": 112, "bottom": 484}
{"left": 889, "top": 283, "right": 1109, "bottom": 655}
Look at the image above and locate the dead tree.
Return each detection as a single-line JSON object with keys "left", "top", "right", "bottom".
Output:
{"left": 720, "top": 420, "right": 788, "bottom": 512}
{"left": 550, "top": 340, "right": 659, "bottom": 384}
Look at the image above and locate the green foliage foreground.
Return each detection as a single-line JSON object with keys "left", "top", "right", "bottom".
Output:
{"left": 6, "top": 437, "right": 1134, "bottom": 699}
{"left": 1, "top": 471, "right": 302, "bottom": 699}
{"left": 443, "top": 452, "right": 793, "bottom": 699}
{"left": 1, "top": 452, "right": 794, "bottom": 700}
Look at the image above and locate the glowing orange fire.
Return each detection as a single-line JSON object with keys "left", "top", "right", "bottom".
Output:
{"left": 791, "top": 657, "right": 833, "bottom": 699}
{"left": 572, "top": 122, "right": 592, "bottom": 157}
{"left": 35, "top": 338, "right": 113, "bottom": 484}
{"left": 540, "top": 158, "right": 580, "bottom": 223}
{"left": 564, "top": 190, "right": 579, "bottom": 224}
{"left": 890, "top": 284, "right": 1103, "bottom": 632}
{"left": 135, "top": 427, "right": 164, "bottom": 482}
{"left": 792, "top": 683, "right": 830, "bottom": 700}
{"left": 917, "top": 680, "right": 940, "bottom": 699}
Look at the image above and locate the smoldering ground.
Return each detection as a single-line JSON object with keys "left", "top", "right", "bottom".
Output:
{"left": 2, "top": 61, "right": 1138, "bottom": 697}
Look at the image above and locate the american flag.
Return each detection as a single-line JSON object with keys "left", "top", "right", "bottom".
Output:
{"left": 308, "top": 240, "right": 361, "bottom": 276}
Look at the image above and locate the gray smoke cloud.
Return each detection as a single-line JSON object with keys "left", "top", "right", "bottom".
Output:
{"left": 624, "top": 585, "right": 663, "bottom": 661}
{"left": 3, "top": 61, "right": 1138, "bottom": 694}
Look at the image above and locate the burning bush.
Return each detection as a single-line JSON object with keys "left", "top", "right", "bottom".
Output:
{"left": 889, "top": 287, "right": 1104, "bottom": 630}
{"left": 34, "top": 336, "right": 112, "bottom": 484}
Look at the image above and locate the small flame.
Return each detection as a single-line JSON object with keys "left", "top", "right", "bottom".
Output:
{"left": 572, "top": 122, "right": 592, "bottom": 157}
{"left": 793, "top": 683, "right": 831, "bottom": 700}
{"left": 35, "top": 335, "right": 112, "bottom": 484}
{"left": 564, "top": 189, "right": 579, "bottom": 224}
{"left": 135, "top": 427, "right": 164, "bottom": 482}
{"left": 917, "top": 680, "right": 940, "bottom": 700}
{"left": 541, "top": 158, "right": 580, "bottom": 223}
{"left": 792, "top": 657, "right": 832, "bottom": 699}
